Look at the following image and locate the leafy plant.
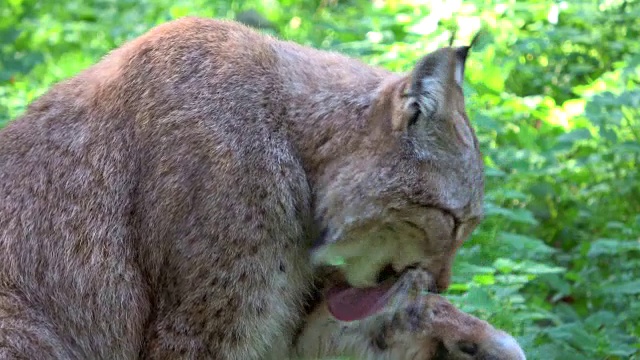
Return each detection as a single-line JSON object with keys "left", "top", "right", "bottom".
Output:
{"left": 1, "top": 0, "right": 638, "bottom": 358}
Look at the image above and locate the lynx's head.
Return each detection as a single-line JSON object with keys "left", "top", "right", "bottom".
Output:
{"left": 310, "top": 38, "right": 483, "bottom": 297}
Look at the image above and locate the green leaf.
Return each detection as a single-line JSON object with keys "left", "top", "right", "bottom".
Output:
{"left": 497, "top": 232, "right": 557, "bottom": 255}
{"left": 494, "top": 258, "right": 516, "bottom": 274}
{"left": 473, "top": 273, "right": 496, "bottom": 285}
{"left": 556, "top": 128, "right": 591, "bottom": 144}
{"left": 484, "top": 203, "right": 539, "bottom": 225}
{"left": 588, "top": 238, "right": 640, "bottom": 257}
{"left": 463, "top": 287, "right": 498, "bottom": 313}
{"left": 600, "top": 280, "right": 640, "bottom": 295}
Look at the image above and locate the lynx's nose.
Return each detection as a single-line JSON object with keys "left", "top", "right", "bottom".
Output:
{"left": 461, "top": 331, "right": 526, "bottom": 360}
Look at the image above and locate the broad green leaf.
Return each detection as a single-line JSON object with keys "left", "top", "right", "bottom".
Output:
{"left": 600, "top": 280, "right": 640, "bottom": 295}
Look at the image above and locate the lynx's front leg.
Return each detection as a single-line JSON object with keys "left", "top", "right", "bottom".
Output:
{"left": 294, "top": 270, "right": 526, "bottom": 360}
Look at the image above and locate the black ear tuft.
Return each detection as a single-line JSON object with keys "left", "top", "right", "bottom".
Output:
{"left": 452, "top": 30, "right": 483, "bottom": 86}
{"left": 448, "top": 28, "right": 457, "bottom": 48}
{"left": 455, "top": 30, "right": 483, "bottom": 65}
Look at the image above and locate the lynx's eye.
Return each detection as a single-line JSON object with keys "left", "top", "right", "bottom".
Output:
{"left": 407, "top": 101, "right": 421, "bottom": 127}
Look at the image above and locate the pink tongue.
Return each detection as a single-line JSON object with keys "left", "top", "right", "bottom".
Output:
{"left": 326, "top": 283, "right": 393, "bottom": 322}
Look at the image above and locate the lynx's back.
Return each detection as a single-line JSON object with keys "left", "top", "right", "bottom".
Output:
{"left": 0, "top": 18, "right": 316, "bottom": 358}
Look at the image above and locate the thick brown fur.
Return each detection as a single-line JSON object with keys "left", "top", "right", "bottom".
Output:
{"left": 0, "top": 18, "right": 484, "bottom": 359}
{"left": 296, "top": 270, "right": 526, "bottom": 360}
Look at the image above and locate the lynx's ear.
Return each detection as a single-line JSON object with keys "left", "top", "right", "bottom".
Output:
{"left": 398, "top": 33, "right": 481, "bottom": 130}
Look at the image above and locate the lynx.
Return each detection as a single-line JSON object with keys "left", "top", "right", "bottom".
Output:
{"left": 0, "top": 17, "right": 486, "bottom": 359}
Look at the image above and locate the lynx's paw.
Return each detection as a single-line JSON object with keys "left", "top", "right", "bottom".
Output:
{"left": 295, "top": 269, "right": 526, "bottom": 360}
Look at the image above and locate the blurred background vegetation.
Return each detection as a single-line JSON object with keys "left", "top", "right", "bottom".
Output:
{"left": 1, "top": 0, "right": 639, "bottom": 359}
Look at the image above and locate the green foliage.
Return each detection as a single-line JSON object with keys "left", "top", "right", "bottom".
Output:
{"left": 1, "top": 0, "right": 639, "bottom": 359}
